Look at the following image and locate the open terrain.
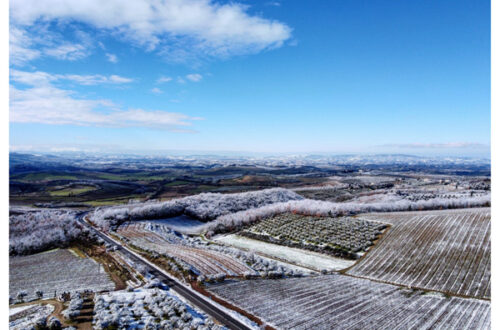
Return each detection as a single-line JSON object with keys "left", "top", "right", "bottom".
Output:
{"left": 208, "top": 275, "right": 490, "bottom": 329}
{"left": 347, "top": 208, "right": 491, "bottom": 299}
{"left": 215, "top": 234, "right": 355, "bottom": 271}
{"left": 8, "top": 153, "right": 491, "bottom": 329}
{"left": 117, "top": 222, "right": 254, "bottom": 277}
{"left": 9, "top": 249, "right": 115, "bottom": 302}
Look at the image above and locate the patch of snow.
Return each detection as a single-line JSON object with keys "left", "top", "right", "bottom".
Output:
{"left": 214, "top": 234, "right": 355, "bottom": 271}
{"left": 140, "top": 215, "right": 206, "bottom": 235}
{"left": 9, "top": 305, "right": 34, "bottom": 316}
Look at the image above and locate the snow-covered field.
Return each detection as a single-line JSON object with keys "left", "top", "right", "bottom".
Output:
{"left": 140, "top": 215, "right": 206, "bottom": 234}
{"left": 208, "top": 274, "right": 490, "bottom": 329}
{"left": 214, "top": 234, "right": 355, "bottom": 271}
{"left": 9, "top": 304, "right": 54, "bottom": 330}
{"left": 347, "top": 208, "right": 491, "bottom": 299}
{"left": 117, "top": 222, "right": 253, "bottom": 276}
{"left": 10, "top": 249, "right": 115, "bottom": 302}
{"left": 93, "top": 286, "right": 224, "bottom": 329}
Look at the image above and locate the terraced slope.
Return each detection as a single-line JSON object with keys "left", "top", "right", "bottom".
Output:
{"left": 208, "top": 275, "right": 490, "bottom": 330}
{"left": 117, "top": 223, "right": 252, "bottom": 276}
{"left": 347, "top": 208, "right": 490, "bottom": 299}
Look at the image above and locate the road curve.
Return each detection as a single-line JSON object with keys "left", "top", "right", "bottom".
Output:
{"left": 76, "top": 213, "right": 252, "bottom": 330}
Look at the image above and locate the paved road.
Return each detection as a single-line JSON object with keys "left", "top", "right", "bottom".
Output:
{"left": 76, "top": 214, "right": 252, "bottom": 330}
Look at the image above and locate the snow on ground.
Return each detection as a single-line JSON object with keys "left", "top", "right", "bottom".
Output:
{"left": 93, "top": 286, "right": 225, "bottom": 329}
{"left": 9, "top": 305, "right": 34, "bottom": 316}
{"left": 140, "top": 215, "right": 206, "bottom": 235}
{"left": 10, "top": 249, "right": 115, "bottom": 302}
{"left": 9, "top": 304, "right": 54, "bottom": 330}
{"left": 214, "top": 234, "right": 355, "bottom": 271}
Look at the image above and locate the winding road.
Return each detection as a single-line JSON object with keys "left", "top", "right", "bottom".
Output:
{"left": 76, "top": 213, "right": 252, "bottom": 330}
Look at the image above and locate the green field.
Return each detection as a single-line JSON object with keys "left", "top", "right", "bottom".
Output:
{"left": 48, "top": 186, "right": 97, "bottom": 197}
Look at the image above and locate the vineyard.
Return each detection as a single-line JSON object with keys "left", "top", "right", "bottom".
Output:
{"left": 240, "top": 213, "right": 387, "bottom": 259}
{"left": 346, "top": 208, "right": 490, "bottom": 299}
{"left": 117, "top": 222, "right": 253, "bottom": 276}
{"left": 9, "top": 249, "right": 115, "bottom": 302}
{"left": 208, "top": 274, "right": 490, "bottom": 329}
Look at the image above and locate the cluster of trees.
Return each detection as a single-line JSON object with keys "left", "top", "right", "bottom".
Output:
{"left": 204, "top": 194, "right": 491, "bottom": 236}
{"left": 244, "top": 214, "right": 386, "bottom": 255}
{"left": 9, "top": 210, "right": 85, "bottom": 255}
{"left": 92, "top": 188, "right": 303, "bottom": 229}
{"left": 93, "top": 288, "right": 222, "bottom": 330}
{"left": 62, "top": 292, "right": 84, "bottom": 320}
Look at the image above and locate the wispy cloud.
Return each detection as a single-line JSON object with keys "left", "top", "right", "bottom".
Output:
{"left": 10, "top": 0, "right": 292, "bottom": 65}
{"left": 157, "top": 76, "right": 173, "bottom": 83}
{"left": 106, "top": 53, "right": 118, "bottom": 63}
{"left": 9, "top": 26, "right": 41, "bottom": 65}
{"left": 151, "top": 87, "right": 163, "bottom": 94}
{"left": 10, "top": 70, "right": 202, "bottom": 131}
{"left": 186, "top": 73, "right": 203, "bottom": 82}
{"left": 44, "top": 43, "right": 89, "bottom": 61}
{"left": 10, "top": 69, "right": 134, "bottom": 86}
{"left": 9, "top": 24, "right": 93, "bottom": 65}
{"left": 380, "top": 142, "right": 489, "bottom": 149}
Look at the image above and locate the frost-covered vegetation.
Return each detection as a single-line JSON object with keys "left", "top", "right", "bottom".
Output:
{"left": 116, "top": 222, "right": 302, "bottom": 278}
{"left": 91, "top": 188, "right": 303, "bottom": 229}
{"left": 62, "top": 292, "right": 84, "bottom": 320}
{"left": 204, "top": 193, "right": 490, "bottom": 236}
{"left": 9, "top": 304, "right": 55, "bottom": 330}
{"left": 241, "top": 213, "right": 387, "bottom": 259}
{"left": 201, "top": 241, "right": 306, "bottom": 278}
{"left": 347, "top": 208, "right": 491, "bottom": 299}
{"left": 93, "top": 287, "right": 224, "bottom": 330}
{"left": 9, "top": 249, "right": 115, "bottom": 303}
{"left": 209, "top": 275, "right": 490, "bottom": 329}
{"left": 9, "top": 210, "right": 85, "bottom": 255}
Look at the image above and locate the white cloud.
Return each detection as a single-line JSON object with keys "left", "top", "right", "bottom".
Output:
{"left": 9, "top": 27, "right": 41, "bottom": 65}
{"left": 10, "top": 70, "right": 199, "bottom": 131}
{"left": 186, "top": 73, "right": 203, "bottom": 82}
{"left": 157, "top": 76, "right": 173, "bottom": 83}
{"left": 151, "top": 87, "right": 163, "bottom": 94}
{"left": 108, "top": 75, "right": 133, "bottom": 84}
{"left": 10, "top": 69, "right": 134, "bottom": 86}
{"left": 10, "top": 85, "right": 201, "bottom": 131}
{"left": 10, "top": 0, "right": 292, "bottom": 63}
{"left": 44, "top": 43, "right": 89, "bottom": 61}
{"left": 106, "top": 53, "right": 118, "bottom": 63}
{"left": 381, "top": 142, "right": 488, "bottom": 149}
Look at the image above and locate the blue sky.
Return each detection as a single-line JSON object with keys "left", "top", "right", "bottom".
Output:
{"left": 9, "top": 0, "right": 490, "bottom": 157}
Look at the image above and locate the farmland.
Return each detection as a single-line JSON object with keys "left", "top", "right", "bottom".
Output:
{"left": 215, "top": 234, "right": 355, "bottom": 271}
{"left": 117, "top": 222, "right": 253, "bottom": 276}
{"left": 9, "top": 249, "right": 115, "bottom": 302}
{"left": 208, "top": 274, "right": 491, "bottom": 329}
{"left": 346, "top": 208, "right": 490, "bottom": 299}
{"left": 8, "top": 152, "right": 492, "bottom": 329}
{"left": 240, "top": 213, "right": 387, "bottom": 259}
